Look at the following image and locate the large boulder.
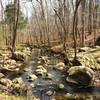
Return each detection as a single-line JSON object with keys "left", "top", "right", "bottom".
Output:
{"left": 66, "top": 66, "right": 94, "bottom": 86}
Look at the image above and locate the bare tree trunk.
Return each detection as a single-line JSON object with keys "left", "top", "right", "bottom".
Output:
{"left": 88, "top": 0, "right": 93, "bottom": 35}
{"left": 45, "top": 0, "right": 50, "bottom": 46}
{"left": 81, "top": 0, "right": 85, "bottom": 47}
{"left": 12, "top": 0, "right": 19, "bottom": 52}
{"left": 0, "top": 0, "right": 6, "bottom": 45}
{"left": 93, "top": 0, "right": 98, "bottom": 45}
{"left": 72, "top": 0, "right": 83, "bottom": 60}
{"left": 50, "top": 0, "right": 71, "bottom": 65}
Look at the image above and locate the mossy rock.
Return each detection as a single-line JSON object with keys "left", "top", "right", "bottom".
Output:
{"left": 77, "top": 53, "right": 98, "bottom": 69}
{"left": 35, "top": 65, "right": 47, "bottom": 76}
{"left": 78, "top": 47, "right": 90, "bottom": 52}
{"left": 66, "top": 66, "right": 94, "bottom": 86}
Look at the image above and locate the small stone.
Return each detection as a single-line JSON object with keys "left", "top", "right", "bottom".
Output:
{"left": 11, "top": 60, "right": 16, "bottom": 65}
{"left": 97, "top": 58, "right": 100, "bottom": 64}
{"left": 37, "top": 61, "right": 41, "bottom": 64}
{"left": 30, "top": 83, "right": 35, "bottom": 87}
{"left": 10, "top": 65, "right": 16, "bottom": 69}
{"left": 15, "top": 68, "right": 19, "bottom": 71}
{"left": 13, "top": 84, "right": 20, "bottom": 89}
{"left": 37, "top": 65, "right": 42, "bottom": 68}
{"left": 24, "top": 68, "right": 31, "bottom": 72}
{"left": 58, "top": 84, "right": 64, "bottom": 89}
{"left": 46, "top": 73, "right": 54, "bottom": 79}
{"left": 16, "top": 63, "right": 22, "bottom": 67}
{"left": 12, "top": 77, "right": 23, "bottom": 85}
{"left": 46, "top": 90, "right": 53, "bottom": 96}
{"left": 26, "top": 74, "right": 37, "bottom": 82}
{"left": 0, "top": 73, "right": 5, "bottom": 79}
{"left": 56, "top": 62, "right": 65, "bottom": 67}
{"left": 56, "top": 62, "right": 65, "bottom": 70}
{"left": 78, "top": 47, "right": 90, "bottom": 52}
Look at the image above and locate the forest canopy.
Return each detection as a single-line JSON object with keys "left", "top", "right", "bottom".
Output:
{"left": 0, "top": 0, "right": 100, "bottom": 55}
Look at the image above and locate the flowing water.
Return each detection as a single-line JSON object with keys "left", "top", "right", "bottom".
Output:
{"left": 20, "top": 49, "right": 100, "bottom": 100}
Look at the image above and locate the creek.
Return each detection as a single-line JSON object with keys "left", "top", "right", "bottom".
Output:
{"left": 9, "top": 49, "right": 100, "bottom": 100}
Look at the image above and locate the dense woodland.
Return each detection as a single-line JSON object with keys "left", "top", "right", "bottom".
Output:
{"left": 0, "top": 0, "right": 100, "bottom": 100}
{"left": 0, "top": 0, "right": 100, "bottom": 46}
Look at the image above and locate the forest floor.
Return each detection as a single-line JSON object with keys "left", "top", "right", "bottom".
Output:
{"left": 0, "top": 44, "right": 100, "bottom": 100}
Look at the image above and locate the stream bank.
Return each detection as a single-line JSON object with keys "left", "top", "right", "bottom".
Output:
{"left": 0, "top": 45, "right": 100, "bottom": 99}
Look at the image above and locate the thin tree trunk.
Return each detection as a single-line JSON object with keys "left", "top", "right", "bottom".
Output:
{"left": 12, "top": 0, "right": 19, "bottom": 52}
{"left": 72, "top": 0, "right": 83, "bottom": 60}
{"left": 81, "top": 0, "right": 85, "bottom": 47}
{"left": 31, "top": 2, "right": 43, "bottom": 45}
{"left": 88, "top": 0, "right": 93, "bottom": 35}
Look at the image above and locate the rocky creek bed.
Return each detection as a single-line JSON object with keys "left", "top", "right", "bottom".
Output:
{"left": 0, "top": 46, "right": 100, "bottom": 100}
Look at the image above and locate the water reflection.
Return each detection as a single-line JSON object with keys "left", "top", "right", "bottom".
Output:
{"left": 24, "top": 50, "right": 100, "bottom": 100}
